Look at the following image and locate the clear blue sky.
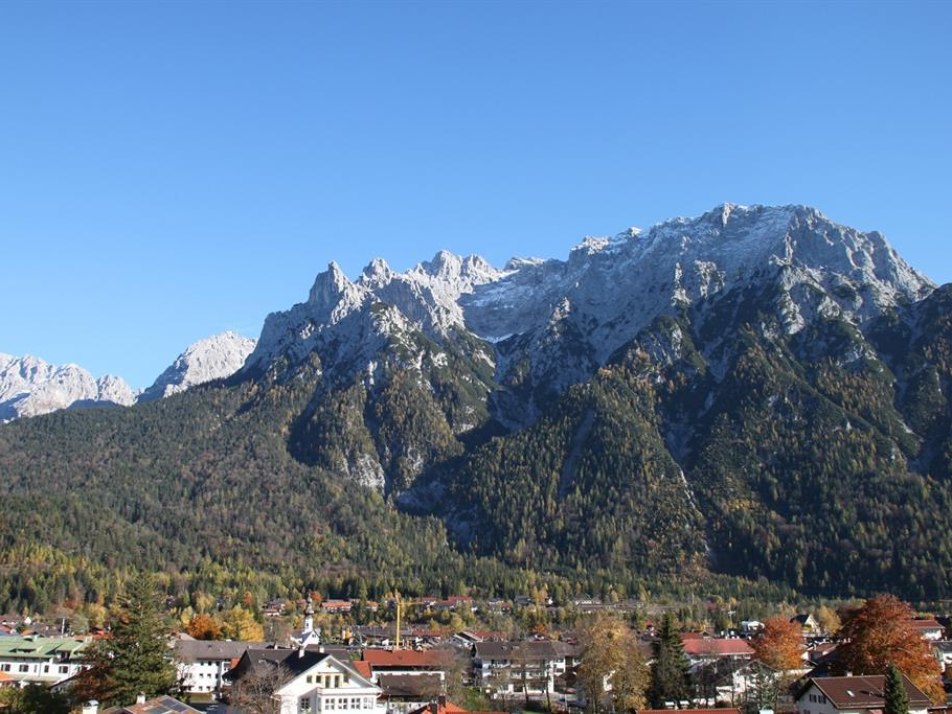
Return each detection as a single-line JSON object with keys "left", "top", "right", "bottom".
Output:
{"left": 2, "top": 0, "right": 950, "bottom": 389}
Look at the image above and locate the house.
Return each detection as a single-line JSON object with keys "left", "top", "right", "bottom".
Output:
{"left": 639, "top": 708, "right": 740, "bottom": 714}
{"left": 173, "top": 638, "right": 261, "bottom": 695}
{"left": 359, "top": 648, "right": 454, "bottom": 682}
{"left": 792, "top": 614, "right": 822, "bottom": 637}
{"left": 377, "top": 673, "right": 444, "bottom": 713}
{"left": 228, "top": 646, "right": 384, "bottom": 714}
{"left": 796, "top": 675, "right": 931, "bottom": 714}
{"left": 933, "top": 641, "right": 952, "bottom": 674}
{"left": 909, "top": 618, "right": 945, "bottom": 642}
{"left": 473, "top": 640, "right": 580, "bottom": 698}
{"left": 680, "top": 635, "right": 754, "bottom": 665}
{"left": 407, "top": 696, "right": 505, "bottom": 714}
{"left": 692, "top": 658, "right": 780, "bottom": 706}
{"left": 98, "top": 694, "right": 202, "bottom": 713}
{"left": 0, "top": 634, "right": 89, "bottom": 686}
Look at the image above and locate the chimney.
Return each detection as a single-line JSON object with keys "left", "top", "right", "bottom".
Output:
{"left": 136, "top": 693, "right": 147, "bottom": 704}
{"left": 82, "top": 702, "right": 99, "bottom": 714}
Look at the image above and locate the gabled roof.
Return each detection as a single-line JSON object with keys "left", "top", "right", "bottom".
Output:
{"left": 804, "top": 675, "right": 931, "bottom": 710}
{"left": 639, "top": 709, "right": 740, "bottom": 714}
{"left": 174, "top": 639, "right": 262, "bottom": 662}
{"left": 474, "top": 640, "right": 580, "bottom": 661}
{"left": 407, "top": 700, "right": 505, "bottom": 714}
{"left": 362, "top": 648, "right": 453, "bottom": 669}
{"left": 101, "top": 695, "right": 201, "bottom": 713}
{"left": 680, "top": 637, "right": 754, "bottom": 657}
{"left": 377, "top": 673, "right": 443, "bottom": 698}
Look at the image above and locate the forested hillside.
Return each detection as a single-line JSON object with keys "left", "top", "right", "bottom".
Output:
{"left": 2, "top": 206, "right": 950, "bottom": 611}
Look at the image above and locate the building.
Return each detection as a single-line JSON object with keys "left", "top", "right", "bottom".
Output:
{"left": 473, "top": 640, "right": 580, "bottom": 698}
{"left": 173, "top": 638, "right": 260, "bottom": 695}
{"left": 796, "top": 675, "right": 931, "bottom": 714}
{"left": 228, "top": 646, "right": 384, "bottom": 714}
{"left": 0, "top": 635, "right": 89, "bottom": 686}
{"left": 99, "top": 694, "right": 202, "bottom": 713}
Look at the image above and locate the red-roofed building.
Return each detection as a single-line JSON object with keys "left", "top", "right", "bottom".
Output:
{"left": 909, "top": 618, "right": 945, "bottom": 641}
{"left": 359, "top": 648, "right": 455, "bottom": 684}
{"left": 408, "top": 696, "right": 505, "bottom": 714}
{"left": 680, "top": 636, "right": 754, "bottom": 663}
{"left": 639, "top": 708, "right": 740, "bottom": 714}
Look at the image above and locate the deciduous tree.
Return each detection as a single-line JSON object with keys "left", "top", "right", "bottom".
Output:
{"left": 186, "top": 612, "right": 223, "bottom": 640}
{"left": 578, "top": 612, "right": 649, "bottom": 713}
{"left": 751, "top": 615, "right": 803, "bottom": 672}
{"left": 835, "top": 595, "right": 943, "bottom": 703}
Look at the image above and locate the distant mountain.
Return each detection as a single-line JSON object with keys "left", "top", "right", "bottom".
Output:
{"left": 138, "top": 331, "right": 256, "bottom": 402}
{"left": 1, "top": 204, "right": 950, "bottom": 607}
{"left": 0, "top": 354, "right": 135, "bottom": 421}
{"left": 1, "top": 331, "right": 256, "bottom": 420}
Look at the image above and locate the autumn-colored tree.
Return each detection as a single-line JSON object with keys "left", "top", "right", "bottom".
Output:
{"left": 836, "top": 595, "right": 943, "bottom": 703}
{"left": 222, "top": 605, "right": 265, "bottom": 641}
{"left": 578, "top": 612, "right": 649, "bottom": 713}
{"left": 186, "top": 612, "right": 223, "bottom": 640}
{"left": 751, "top": 615, "right": 803, "bottom": 672}
{"left": 816, "top": 605, "right": 841, "bottom": 636}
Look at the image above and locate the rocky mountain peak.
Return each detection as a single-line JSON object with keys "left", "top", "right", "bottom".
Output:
{"left": 138, "top": 331, "right": 257, "bottom": 402}
{"left": 0, "top": 353, "right": 136, "bottom": 421}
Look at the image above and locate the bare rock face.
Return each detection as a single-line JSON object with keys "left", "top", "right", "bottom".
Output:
{"left": 0, "top": 353, "right": 135, "bottom": 421}
{"left": 138, "top": 331, "right": 256, "bottom": 402}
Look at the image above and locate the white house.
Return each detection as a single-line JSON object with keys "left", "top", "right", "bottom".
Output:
{"left": 174, "top": 639, "right": 260, "bottom": 695}
{"left": 473, "top": 640, "right": 579, "bottom": 698}
{"left": 796, "top": 675, "right": 931, "bottom": 714}
{"left": 229, "top": 646, "right": 384, "bottom": 714}
{"left": 0, "top": 635, "right": 89, "bottom": 687}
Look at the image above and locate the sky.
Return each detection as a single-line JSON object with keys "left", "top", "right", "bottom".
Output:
{"left": 2, "top": 0, "right": 950, "bottom": 389}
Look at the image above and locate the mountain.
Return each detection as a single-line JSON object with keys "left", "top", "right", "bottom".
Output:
{"left": 0, "top": 354, "right": 135, "bottom": 421}
{"left": 138, "top": 331, "right": 257, "bottom": 402}
{"left": 1, "top": 203, "right": 950, "bottom": 609}
{"left": 1, "top": 332, "right": 257, "bottom": 421}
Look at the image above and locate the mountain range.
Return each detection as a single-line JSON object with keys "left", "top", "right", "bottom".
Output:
{"left": 1, "top": 203, "right": 950, "bottom": 607}
{"left": 0, "top": 331, "right": 256, "bottom": 421}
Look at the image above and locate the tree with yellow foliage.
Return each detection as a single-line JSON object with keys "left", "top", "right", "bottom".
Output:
{"left": 578, "top": 612, "right": 649, "bottom": 713}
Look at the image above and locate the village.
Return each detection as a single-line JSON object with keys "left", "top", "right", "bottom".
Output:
{"left": 0, "top": 592, "right": 949, "bottom": 714}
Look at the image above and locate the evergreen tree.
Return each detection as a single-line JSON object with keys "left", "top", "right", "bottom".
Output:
{"left": 648, "top": 613, "right": 692, "bottom": 708}
{"left": 884, "top": 665, "right": 910, "bottom": 714}
{"left": 74, "top": 575, "right": 176, "bottom": 706}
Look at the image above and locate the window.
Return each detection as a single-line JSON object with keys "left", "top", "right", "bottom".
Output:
{"left": 350, "top": 697, "right": 360, "bottom": 710}
{"left": 307, "top": 675, "right": 313, "bottom": 684}
{"left": 362, "top": 698, "right": 372, "bottom": 709}
{"left": 19, "top": 664, "right": 30, "bottom": 672}
{"left": 300, "top": 697, "right": 312, "bottom": 713}
{"left": 59, "top": 665, "right": 69, "bottom": 674}
{"left": 326, "top": 697, "right": 337, "bottom": 710}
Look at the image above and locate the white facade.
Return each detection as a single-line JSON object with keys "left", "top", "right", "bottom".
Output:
{"left": 0, "top": 636, "right": 88, "bottom": 687}
{"left": 275, "top": 655, "right": 385, "bottom": 714}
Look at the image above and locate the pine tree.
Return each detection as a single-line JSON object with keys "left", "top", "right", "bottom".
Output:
{"left": 648, "top": 613, "right": 692, "bottom": 708}
{"left": 74, "top": 575, "right": 176, "bottom": 706}
{"left": 884, "top": 665, "right": 910, "bottom": 714}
